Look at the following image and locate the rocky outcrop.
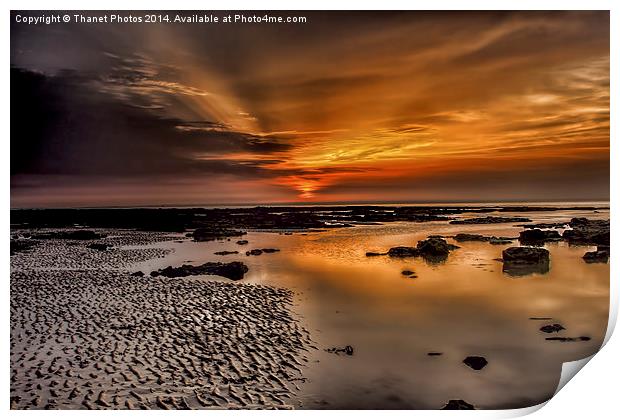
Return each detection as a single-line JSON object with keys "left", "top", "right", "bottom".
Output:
{"left": 502, "top": 247, "right": 550, "bottom": 276}
{"left": 453, "top": 233, "right": 514, "bottom": 244}
{"left": 214, "top": 251, "right": 239, "bottom": 255}
{"left": 150, "top": 261, "right": 249, "bottom": 280}
{"left": 192, "top": 227, "right": 247, "bottom": 242}
{"left": 583, "top": 246, "right": 609, "bottom": 263}
{"left": 562, "top": 218, "right": 609, "bottom": 245}
{"left": 518, "top": 229, "right": 562, "bottom": 244}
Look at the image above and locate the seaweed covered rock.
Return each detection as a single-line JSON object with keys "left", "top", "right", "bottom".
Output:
{"left": 150, "top": 261, "right": 249, "bottom": 280}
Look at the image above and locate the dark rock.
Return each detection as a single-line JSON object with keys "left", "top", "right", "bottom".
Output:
{"left": 87, "top": 243, "right": 112, "bottom": 251}
{"left": 489, "top": 237, "right": 514, "bottom": 245}
{"left": 236, "top": 240, "right": 249, "bottom": 245}
{"left": 502, "top": 247, "right": 550, "bottom": 265}
{"left": 416, "top": 237, "right": 459, "bottom": 257}
{"left": 546, "top": 336, "right": 591, "bottom": 342}
{"left": 562, "top": 218, "right": 609, "bottom": 245}
{"left": 246, "top": 249, "right": 263, "bottom": 256}
{"left": 519, "top": 222, "right": 569, "bottom": 229}
{"left": 502, "top": 247, "right": 550, "bottom": 276}
{"left": 192, "top": 227, "right": 246, "bottom": 242}
{"left": 325, "top": 345, "right": 354, "bottom": 356}
{"left": 387, "top": 246, "right": 420, "bottom": 257}
{"left": 529, "top": 317, "right": 553, "bottom": 320}
{"left": 463, "top": 356, "right": 488, "bottom": 370}
{"left": 442, "top": 400, "right": 475, "bottom": 410}
{"left": 540, "top": 324, "right": 565, "bottom": 333}
{"left": 30, "top": 230, "right": 105, "bottom": 240}
{"left": 401, "top": 270, "right": 415, "bottom": 276}
{"left": 10, "top": 240, "right": 37, "bottom": 256}
{"left": 366, "top": 251, "right": 387, "bottom": 257}
{"left": 130, "top": 271, "right": 144, "bottom": 277}
{"left": 427, "top": 352, "right": 443, "bottom": 356}
{"left": 214, "top": 251, "right": 239, "bottom": 255}
{"left": 454, "top": 233, "right": 490, "bottom": 242}
{"left": 450, "top": 216, "right": 531, "bottom": 225}
{"left": 519, "top": 229, "right": 562, "bottom": 244}
{"left": 150, "top": 261, "right": 249, "bottom": 280}
{"left": 261, "top": 248, "right": 280, "bottom": 253}
{"left": 583, "top": 250, "right": 609, "bottom": 263}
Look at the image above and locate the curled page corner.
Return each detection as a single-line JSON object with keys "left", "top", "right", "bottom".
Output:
{"left": 554, "top": 355, "right": 595, "bottom": 396}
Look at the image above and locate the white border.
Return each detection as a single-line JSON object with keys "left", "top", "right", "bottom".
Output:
{"left": 3, "top": 1, "right": 617, "bottom": 419}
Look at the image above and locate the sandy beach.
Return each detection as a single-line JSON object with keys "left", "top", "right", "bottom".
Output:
{"left": 10, "top": 230, "right": 313, "bottom": 409}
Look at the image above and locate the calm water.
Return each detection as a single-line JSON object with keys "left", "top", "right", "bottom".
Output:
{"left": 129, "top": 206, "right": 610, "bottom": 409}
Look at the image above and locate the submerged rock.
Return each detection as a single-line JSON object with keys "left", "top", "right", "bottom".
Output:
{"left": 214, "top": 250, "right": 239, "bottom": 255}
{"left": 463, "top": 356, "right": 488, "bottom": 370}
{"left": 246, "top": 248, "right": 280, "bottom": 256}
{"left": 453, "top": 233, "right": 490, "bottom": 242}
{"left": 150, "top": 261, "right": 249, "bottom": 280}
{"left": 540, "top": 324, "right": 565, "bottom": 333}
{"left": 442, "top": 400, "right": 475, "bottom": 410}
{"left": 236, "top": 240, "right": 249, "bottom": 245}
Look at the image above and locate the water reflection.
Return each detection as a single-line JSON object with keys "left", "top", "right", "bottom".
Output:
{"left": 131, "top": 207, "right": 609, "bottom": 409}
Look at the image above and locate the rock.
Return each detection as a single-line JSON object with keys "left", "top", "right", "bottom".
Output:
{"left": 236, "top": 240, "right": 249, "bottom": 245}
{"left": 261, "top": 248, "right": 280, "bottom": 253}
{"left": 583, "top": 250, "right": 609, "bottom": 263}
{"left": 401, "top": 270, "right": 415, "bottom": 276}
{"left": 387, "top": 246, "right": 420, "bottom": 257}
{"left": 150, "top": 261, "right": 249, "bottom": 281}
{"left": 562, "top": 218, "right": 609, "bottom": 245}
{"left": 427, "top": 352, "right": 443, "bottom": 356}
{"left": 519, "top": 229, "right": 562, "bottom": 244}
{"left": 489, "top": 237, "right": 514, "bottom": 245}
{"left": 518, "top": 222, "right": 569, "bottom": 229}
{"left": 546, "top": 336, "right": 591, "bottom": 342}
{"left": 130, "top": 271, "right": 144, "bottom": 277}
{"left": 454, "top": 233, "right": 489, "bottom": 242}
{"left": 463, "top": 356, "right": 488, "bottom": 370}
{"left": 10, "top": 240, "right": 37, "bottom": 256}
{"left": 87, "top": 243, "right": 112, "bottom": 251}
{"left": 502, "top": 247, "right": 550, "bottom": 276}
{"left": 502, "top": 246, "right": 550, "bottom": 265}
{"left": 450, "top": 216, "right": 531, "bottom": 225}
{"left": 325, "top": 345, "right": 354, "bottom": 356}
{"left": 540, "top": 324, "right": 565, "bottom": 333}
{"left": 214, "top": 251, "right": 239, "bottom": 255}
{"left": 416, "top": 237, "right": 459, "bottom": 257}
{"left": 192, "top": 227, "right": 246, "bottom": 242}
{"left": 365, "top": 251, "right": 387, "bottom": 257}
{"left": 246, "top": 249, "right": 263, "bottom": 256}
{"left": 442, "top": 399, "right": 475, "bottom": 410}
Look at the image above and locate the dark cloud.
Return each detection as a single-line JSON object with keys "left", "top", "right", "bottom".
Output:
{"left": 11, "top": 68, "right": 292, "bottom": 179}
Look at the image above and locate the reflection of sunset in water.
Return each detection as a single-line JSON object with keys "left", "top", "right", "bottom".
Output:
{"left": 131, "top": 205, "right": 609, "bottom": 409}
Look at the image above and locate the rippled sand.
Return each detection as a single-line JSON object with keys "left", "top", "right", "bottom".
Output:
{"left": 10, "top": 230, "right": 312, "bottom": 409}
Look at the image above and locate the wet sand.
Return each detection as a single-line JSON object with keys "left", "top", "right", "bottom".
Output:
{"left": 10, "top": 230, "right": 312, "bottom": 409}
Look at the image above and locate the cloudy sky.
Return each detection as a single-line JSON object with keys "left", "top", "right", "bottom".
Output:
{"left": 11, "top": 11, "right": 609, "bottom": 207}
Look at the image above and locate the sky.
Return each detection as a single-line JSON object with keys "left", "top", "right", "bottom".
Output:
{"left": 10, "top": 11, "right": 610, "bottom": 207}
